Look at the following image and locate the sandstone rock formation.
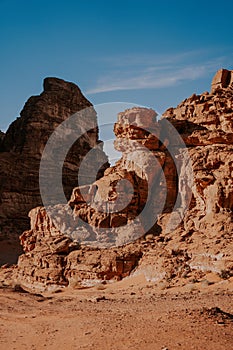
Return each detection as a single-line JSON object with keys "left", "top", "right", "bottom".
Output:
{"left": 1, "top": 69, "right": 232, "bottom": 291}
{"left": 0, "top": 78, "right": 108, "bottom": 265}
{"left": 211, "top": 68, "right": 233, "bottom": 93}
{"left": 138, "top": 69, "right": 233, "bottom": 283}
{"left": 14, "top": 206, "right": 142, "bottom": 291}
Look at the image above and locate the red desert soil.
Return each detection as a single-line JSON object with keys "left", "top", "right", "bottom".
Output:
{"left": 0, "top": 275, "right": 232, "bottom": 350}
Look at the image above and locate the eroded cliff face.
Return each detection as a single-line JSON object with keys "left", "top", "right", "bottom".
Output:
{"left": 161, "top": 69, "right": 233, "bottom": 235}
{"left": 138, "top": 69, "right": 233, "bottom": 284}
{"left": 16, "top": 206, "right": 142, "bottom": 290}
{"left": 2, "top": 69, "right": 232, "bottom": 291}
{"left": 0, "top": 78, "right": 108, "bottom": 264}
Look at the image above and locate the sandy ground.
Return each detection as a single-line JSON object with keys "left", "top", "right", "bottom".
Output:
{"left": 0, "top": 275, "right": 232, "bottom": 350}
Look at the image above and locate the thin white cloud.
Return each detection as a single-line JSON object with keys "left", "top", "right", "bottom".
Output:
{"left": 86, "top": 52, "right": 228, "bottom": 94}
{"left": 87, "top": 66, "right": 206, "bottom": 94}
{"left": 91, "top": 50, "right": 207, "bottom": 68}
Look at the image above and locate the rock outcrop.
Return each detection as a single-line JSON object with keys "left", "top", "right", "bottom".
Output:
{"left": 211, "top": 68, "right": 233, "bottom": 93}
{"left": 0, "top": 77, "right": 108, "bottom": 265}
{"left": 1, "top": 69, "right": 232, "bottom": 291}
{"left": 138, "top": 69, "right": 233, "bottom": 284}
{"left": 14, "top": 207, "right": 142, "bottom": 291}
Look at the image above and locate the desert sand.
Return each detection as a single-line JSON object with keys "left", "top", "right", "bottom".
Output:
{"left": 0, "top": 274, "right": 232, "bottom": 350}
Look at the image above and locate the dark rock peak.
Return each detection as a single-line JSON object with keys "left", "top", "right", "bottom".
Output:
{"left": 43, "top": 77, "right": 85, "bottom": 95}
{"left": 1, "top": 77, "right": 93, "bottom": 154}
{"left": 0, "top": 130, "right": 5, "bottom": 139}
{"left": 0, "top": 130, "right": 5, "bottom": 149}
{"left": 0, "top": 77, "right": 108, "bottom": 265}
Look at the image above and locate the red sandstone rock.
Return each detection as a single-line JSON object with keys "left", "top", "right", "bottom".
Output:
{"left": 211, "top": 68, "right": 233, "bottom": 93}
{"left": 13, "top": 206, "right": 142, "bottom": 291}
{"left": 0, "top": 77, "right": 108, "bottom": 265}
{"left": 4, "top": 69, "right": 232, "bottom": 291}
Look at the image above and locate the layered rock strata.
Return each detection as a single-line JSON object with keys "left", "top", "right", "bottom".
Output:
{"left": 137, "top": 69, "right": 233, "bottom": 284}
{"left": 2, "top": 69, "right": 232, "bottom": 291}
{"left": 15, "top": 207, "right": 142, "bottom": 291}
{"left": 0, "top": 78, "right": 108, "bottom": 264}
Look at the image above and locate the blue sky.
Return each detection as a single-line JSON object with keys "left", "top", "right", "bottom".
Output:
{"left": 0, "top": 0, "right": 233, "bottom": 131}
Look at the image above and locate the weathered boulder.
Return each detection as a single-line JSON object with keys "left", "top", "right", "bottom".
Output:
{"left": 211, "top": 68, "right": 233, "bottom": 93}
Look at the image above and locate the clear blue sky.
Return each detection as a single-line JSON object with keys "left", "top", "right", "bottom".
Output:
{"left": 1, "top": 0, "right": 233, "bottom": 131}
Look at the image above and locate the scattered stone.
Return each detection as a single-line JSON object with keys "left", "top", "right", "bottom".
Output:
{"left": 201, "top": 307, "right": 233, "bottom": 324}
{"left": 89, "top": 296, "right": 108, "bottom": 303}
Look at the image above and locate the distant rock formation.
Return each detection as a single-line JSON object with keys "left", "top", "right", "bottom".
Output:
{"left": 0, "top": 77, "right": 108, "bottom": 265}
{"left": 1, "top": 69, "right": 232, "bottom": 291}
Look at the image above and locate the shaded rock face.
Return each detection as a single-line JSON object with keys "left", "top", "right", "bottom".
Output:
{"left": 0, "top": 131, "right": 4, "bottom": 145}
{"left": 0, "top": 77, "right": 108, "bottom": 265}
{"left": 9, "top": 69, "right": 233, "bottom": 291}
